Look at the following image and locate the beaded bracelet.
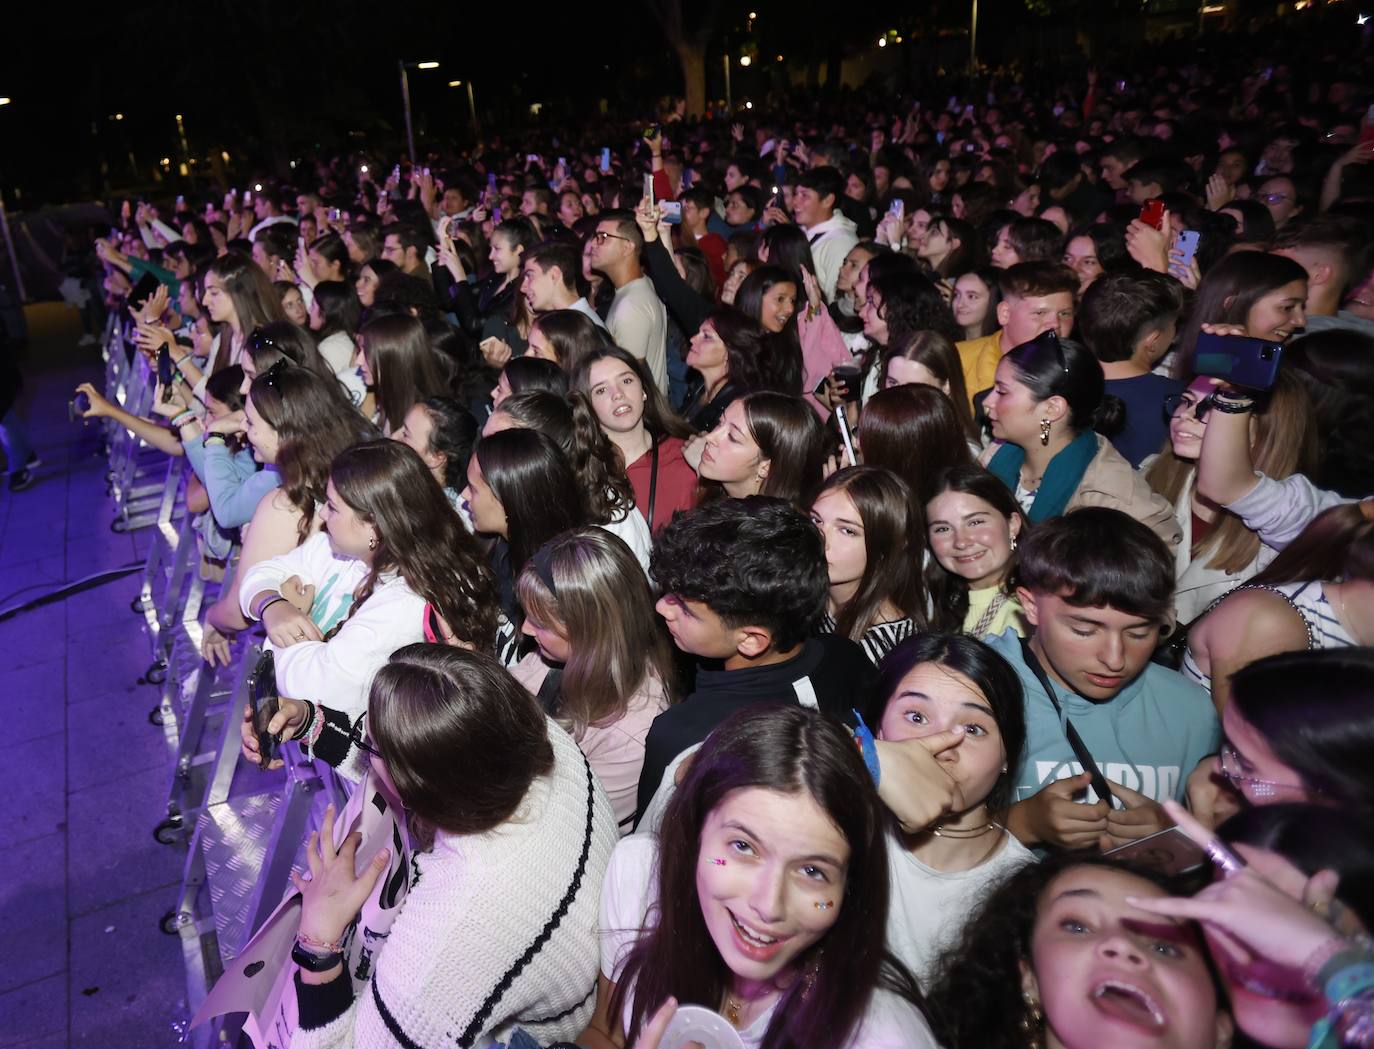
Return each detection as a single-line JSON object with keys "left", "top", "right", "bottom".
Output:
{"left": 297, "top": 930, "right": 347, "bottom": 955}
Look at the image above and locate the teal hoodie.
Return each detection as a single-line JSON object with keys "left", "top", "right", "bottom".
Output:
{"left": 986, "top": 628, "right": 1219, "bottom": 806}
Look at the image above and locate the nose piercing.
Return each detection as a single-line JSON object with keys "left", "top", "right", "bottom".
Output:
{"left": 709, "top": 858, "right": 727, "bottom": 866}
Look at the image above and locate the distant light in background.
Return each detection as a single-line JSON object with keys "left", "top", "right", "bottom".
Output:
{"left": 878, "top": 37, "right": 887, "bottom": 47}
{"left": 114, "top": 112, "right": 124, "bottom": 120}
{"left": 449, "top": 80, "right": 463, "bottom": 87}
{"left": 254, "top": 183, "right": 263, "bottom": 191}
{"left": 745, "top": 101, "right": 753, "bottom": 109}
{"left": 776, "top": 54, "right": 784, "bottom": 61}
{"left": 1360, "top": 12, "right": 1371, "bottom": 23}
{"left": 0, "top": 98, "right": 12, "bottom": 106}
{"left": 417, "top": 61, "right": 439, "bottom": 69}
{"left": 740, "top": 55, "right": 751, "bottom": 67}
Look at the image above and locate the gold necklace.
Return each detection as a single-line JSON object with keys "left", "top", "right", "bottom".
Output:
{"left": 931, "top": 819, "right": 999, "bottom": 839}
{"left": 725, "top": 996, "right": 745, "bottom": 1027}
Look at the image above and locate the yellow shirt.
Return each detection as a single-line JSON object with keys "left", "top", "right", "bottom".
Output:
{"left": 955, "top": 330, "right": 1005, "bottom": 407}
{"left": 963, "top": 587, "right": 1026, "bottom": 640}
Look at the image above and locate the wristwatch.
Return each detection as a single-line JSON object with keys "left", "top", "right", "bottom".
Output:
{"left": 291, "top": 939, "right": 344, "bottom": 974}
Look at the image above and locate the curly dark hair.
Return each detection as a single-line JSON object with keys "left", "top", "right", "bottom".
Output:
{"left": 649, "top": 495, "right": 828, "bottom": 650}
{"left": 926, "top": 854, "right": 1203, "bottom": 1049}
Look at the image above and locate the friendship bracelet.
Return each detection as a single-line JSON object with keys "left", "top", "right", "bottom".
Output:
{"left": 251, "top": 593, "right": 288, "bottom": 622}
{"left": 291, "top": 701, "right": 317, "bottom": 742}
{"left": 1208, "top": 396, "right": 1255, "bottom": 415}
{"left": 297, "top": 930, "right": 347, "bottom": 955}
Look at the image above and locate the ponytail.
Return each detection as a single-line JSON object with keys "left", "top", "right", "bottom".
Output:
{"left": 1091, "top": 392, "right": 1126, "bottom": 439}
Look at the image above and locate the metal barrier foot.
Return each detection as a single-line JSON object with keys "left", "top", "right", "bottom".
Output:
{"left": 160, "top": 909, "right": 192, "bottom": 935}
{"left": 140, "top": 660, "right": 168, "bottom": 685}
{"left": 131, "top": 595, "right": 148, "bottom": 614}
{"left": 153, "top": 814, "right": 185, "bottom": 845}
{"left": 148, "top": 703, "right": 168, "bottom": 726}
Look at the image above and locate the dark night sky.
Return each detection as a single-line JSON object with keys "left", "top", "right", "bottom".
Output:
{"left": 1, "top": 0, "right": 1008, "bottom": 208}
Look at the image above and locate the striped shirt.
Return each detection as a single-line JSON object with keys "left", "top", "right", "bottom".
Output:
{"left": 1183, "top": 579, "right": 1355, "bottom": 692}
{"left": 819, "top": 614, "right": 917, "bottom": 666}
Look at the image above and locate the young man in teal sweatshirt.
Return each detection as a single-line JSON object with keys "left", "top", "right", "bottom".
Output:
{"left": 989, "top": 508, "right": 1219, "bottom": 851}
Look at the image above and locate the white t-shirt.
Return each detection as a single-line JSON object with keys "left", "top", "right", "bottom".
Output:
{"left": 600, "top": 835, "right": 939, "bottom": 1049}
{"left": 885, "top": 830, "right": 1033, "bottom": 988}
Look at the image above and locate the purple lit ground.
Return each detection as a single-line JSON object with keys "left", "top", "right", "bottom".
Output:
{"left": 0, "top": 307, "right": 188, "bottom": 1047}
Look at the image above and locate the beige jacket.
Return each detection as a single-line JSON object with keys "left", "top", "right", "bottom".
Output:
{"left": 981, "top": 434, "right": 1182, "bottom": 549}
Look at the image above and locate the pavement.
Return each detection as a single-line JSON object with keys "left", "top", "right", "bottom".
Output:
{"left": 0, "top": 303, "right": 190, "bottom": 1047}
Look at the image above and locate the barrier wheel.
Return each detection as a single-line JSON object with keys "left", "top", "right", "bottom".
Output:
{"left": 141, "top": 661, "right": 167, "bottom": 685}
{"left": 159, "top": 909, "right": 189, "bottom": 935}
{"left": 153, "top": 815, "right": 184, "bottom": 845}
{"left": 148, "top": 703, "right": 167, "bottom": 726}
{"left": 131, "top": 596, "right": 147, "bottom": 614}
{"left": 111, "top": 518, "right": 128, "bottom": 533}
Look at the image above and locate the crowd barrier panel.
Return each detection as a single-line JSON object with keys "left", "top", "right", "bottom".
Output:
{"left": 134, "top": 458, "right": 195, "bottom": 684}
{"left": 101, "top": 321, "right": 174, "bottom": 532}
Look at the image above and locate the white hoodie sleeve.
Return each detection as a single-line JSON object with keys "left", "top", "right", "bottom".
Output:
{"left": 271, "top": 578, "right": 428, "bottom": 721}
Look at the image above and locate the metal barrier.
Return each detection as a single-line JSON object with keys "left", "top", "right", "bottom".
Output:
{"left": 101, "top": 312, "right": 355, "bottom": 1048}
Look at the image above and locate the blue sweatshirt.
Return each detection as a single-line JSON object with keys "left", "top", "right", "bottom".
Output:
{"left": 986, "top": 628, "right": 1219, "bottom": 805}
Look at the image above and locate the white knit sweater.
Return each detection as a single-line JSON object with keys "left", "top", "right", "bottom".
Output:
{"left": 291, "top": 721, "right": 618, "bottom": 1048}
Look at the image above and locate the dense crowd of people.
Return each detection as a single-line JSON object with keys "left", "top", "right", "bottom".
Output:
{"left": 74, "top": 18, "right": 1374, "bottom": 1047}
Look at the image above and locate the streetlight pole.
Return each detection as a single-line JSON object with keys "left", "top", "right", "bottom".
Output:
{"left": 466, "top": 81, "right": 480, "bottom": 143}
{"left": 399, "top": 60, "right": 440, "bottom": 163}
{"left": 399, "top": 60, "right": 416, "bottom": 163}
{"left": 723, "top": 54, "right": 733, "bottom": 113}
{"left": 970, "top": 0, "right": 979, "bottom": 75}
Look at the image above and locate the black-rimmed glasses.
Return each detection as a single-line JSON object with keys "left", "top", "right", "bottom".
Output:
{"left": 1163, "top": 392, "right": 1214, "bottom": 424}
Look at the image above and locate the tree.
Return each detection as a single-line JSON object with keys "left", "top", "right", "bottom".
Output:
{"left": 643, "top": 0, "right": 725, "bottom": 118}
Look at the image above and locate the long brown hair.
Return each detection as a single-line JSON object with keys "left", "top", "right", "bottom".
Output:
{"left": 876, "top": 331, "right": 979, "bottom": 443}
{"left": 515, "top": 528, "right": 675, "bottom": 734}
{"left": 368, "top": 644, "right": 553, "bottom": 842}
{"left": 569, "top": 344, "right": 695, "bottom": 442}
{"left": 608, "top": 706, "right": 922, "bottom": 1048}
{"left": 812, "top": 466, "right": 928, "bottom": 640}
{"left": 208, "top": 251, "right": 287, "bottom": 344}
{"left": 1145, "top": 371, "right": 1318, "bottom": 573}
{"left": 696, "top": 392, "right": 827, "bottom": 509}
{"left": 248, "top": 366, "right": 378, "bottom": 542}
{"left": 1246, "top": 502, "right": 1374, "bottom": 589}
{"left": 327, "top": 440, "right": 498, "bottom": 650}
{"left": 357, "top": 313, "right": 450, "bottom": 433}
{"left": 858, "top": 384, "right": 975, "bottom": 508}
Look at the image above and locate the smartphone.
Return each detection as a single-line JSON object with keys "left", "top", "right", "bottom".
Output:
{"left": 157, "top": 346, "right": 175, "bottom": 389}
{"left": 129, "top": 271, "right": 162, "bottom": 310}
{"left": 557, "top": 156, "right": 566, "bottom": 169}
{"left": 888, "top": 198, "right": 905, "bottom": 221}
{"left": 642, "top": 124, "right": 660, "bottom": 141}
{"left": 600, "top": 147, "right": 612, "bottom": 173}
{"left": 1103, "top": 826, "right": 1208, "bottom": 876}
{"left": 1140, "top": 198, "right": 1167, "bottom": 231}
{"left": 242, "top": 191, "right": 252, "bottom": 205}
{"left": 833, "top": 365, "right": 862, "bottom": 404}
{"left": 659, "top": 201, "right": 682, "bottom": 224}
{"left": 68, "top": 392, "right": 91, "bottom": 422}
{"left": 834, "top": 404, "right": 858, "bottom": 467}
{"left": 448, "top": 216, "right": 464, "bottom": 239}
{"left": 247, "top": 651, "right": 280, "bottom": 770}
{"left": 644, "top": 173, "right": 655, "bottom": 206}
{"left": 1172, "top": 229, "right": 1201, "bottom": 270}
{"left": 328, "top": 207, "right": 341, "bottom": 221}
{"left": 1194, "top": 331, "right": 1284, "bottom": 391}
{"left": 769, "top": 185, "right": 781, "bottom": 208}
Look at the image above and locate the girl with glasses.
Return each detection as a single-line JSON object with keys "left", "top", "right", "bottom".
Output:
{"left": 1144, "top": 371, "right": 1317, "bottom": 622}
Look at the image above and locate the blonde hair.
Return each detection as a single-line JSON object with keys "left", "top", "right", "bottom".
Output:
{"left": 515, "top": 528, "right": 675, "bottom": 735}
{"left": 1146, "top": 371, "right": 1318, "bottom": 573}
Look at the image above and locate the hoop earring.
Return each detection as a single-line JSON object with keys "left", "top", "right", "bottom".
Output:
{"left": 1039, "top": 418, "right": 1052, "bottom": 446}
{"left": 368, "top": 534, "right": 379, "bottom": 551}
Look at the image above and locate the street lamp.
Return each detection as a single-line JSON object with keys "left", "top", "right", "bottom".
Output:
{"left": 448, "top": 79, "right": 481, "bottom": 143}
{"left": 398, "top": 60, "right": 440, "bottom": 163}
